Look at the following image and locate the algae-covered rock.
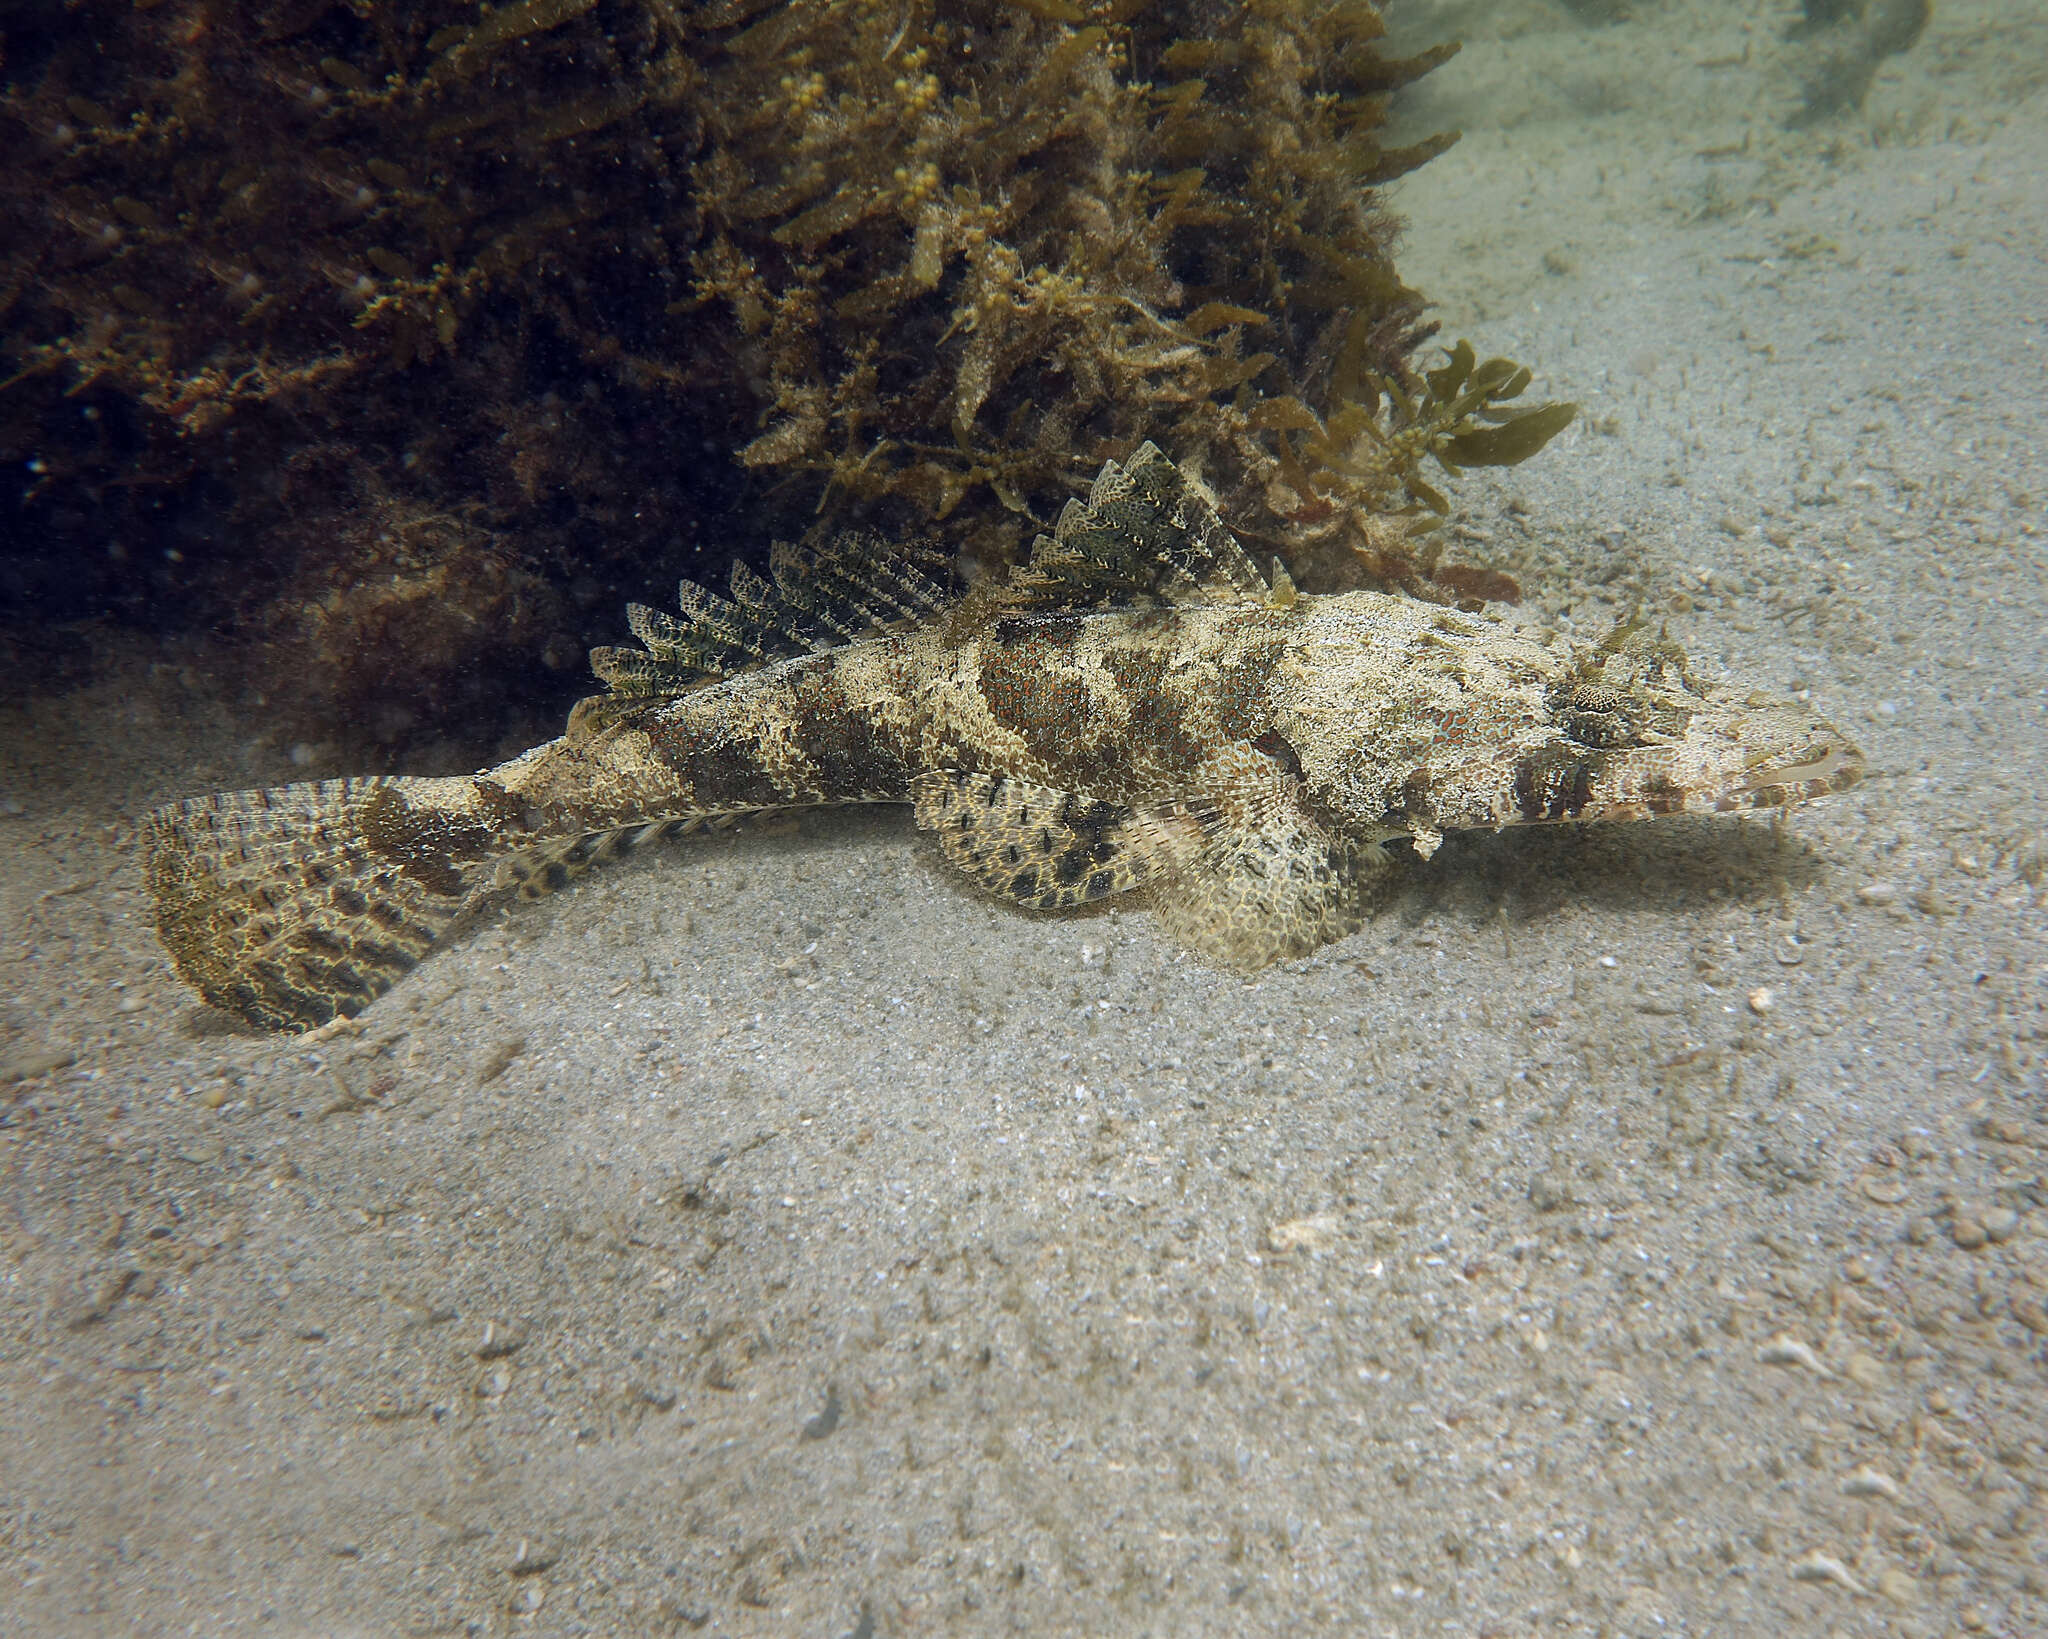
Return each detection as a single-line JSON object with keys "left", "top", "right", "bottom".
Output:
{"left": 0, "top": 0, "right": 1562, "bottom": 752}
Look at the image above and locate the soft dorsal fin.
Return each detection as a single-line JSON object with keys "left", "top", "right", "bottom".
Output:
{"left": 588, "top": 530, "right": 953, "bottom": 701}
{"left": 1000, "top": 442, "right": 1270, "bottom": 612}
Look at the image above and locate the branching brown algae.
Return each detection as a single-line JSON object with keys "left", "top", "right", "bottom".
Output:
{"left": 2, "top": 1, "right": 1570, "bottom": 749}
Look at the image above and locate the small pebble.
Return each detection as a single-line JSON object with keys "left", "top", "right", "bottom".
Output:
{"left": 1758, "top": 1334, "right": 1833, "bottom": 1377}
{"left": 475, "top": 1319, "right": 529, "bottom": 1359}
{"left": 476, "top": 1035, "right": 527, "bottom": 1087}
{"left": 1, "top": 1049, "right": 76, "bottom": 1084}
{"left": 1268, "top": 1215, "right": 1337, "bottom": 1255}
{"left": 1841, "top": 1464, "right": 1900, "bottom": 1499}
{"left": 1980, "top": 1207, "right": 2018, "bottom": 1244}
{"left": 1747, "top": 986, "right": 1774, "bottom": 1016}
{"left": 509, "top": 1581, "right": 546, "bottom": 1615}
{"left": 1528, "top": 1174, "right": 1572, "bottom": 1213}
{"left": 1950, "top": 1218, "right": 1988, "bottom": 1252}
{"left": 1844, "top": 1352, "right": 1885, "bottom": 1390}
{"left": 1877, "top": 1567, "right": 1919, "bottom": 1606}
{"left": 1788, "top": 1550, "right": 1863, "bottom": 1593}
{"left": 1855, "top": 881, "right": 1897, "bottom": 906}
{"left": 801, "top": 1385, "right": 842, "bottom": 1440}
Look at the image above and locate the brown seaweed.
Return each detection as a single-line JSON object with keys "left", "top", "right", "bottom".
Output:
{"left": 0, "top": 1, "right": 1562, "bottom": 752}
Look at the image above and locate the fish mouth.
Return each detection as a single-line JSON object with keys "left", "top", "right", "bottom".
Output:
{"left": 1720, "top": 740, "right": 1866, "bottom": 809}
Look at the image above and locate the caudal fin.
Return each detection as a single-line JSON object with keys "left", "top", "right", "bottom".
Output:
{"left": 142, "top": 776, "right": 508, "bottom": 1032}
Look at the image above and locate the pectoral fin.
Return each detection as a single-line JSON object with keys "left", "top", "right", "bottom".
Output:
{"left": 912, "top": 771, "right": 1207, "bottom": 909}
{"left": 1151, "top": 785, "right": 1384, "bottom": 972}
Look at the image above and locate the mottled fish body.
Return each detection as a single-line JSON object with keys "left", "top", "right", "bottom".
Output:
{"left": 144, "top": 445, "right": 1862, "bottom": 1031}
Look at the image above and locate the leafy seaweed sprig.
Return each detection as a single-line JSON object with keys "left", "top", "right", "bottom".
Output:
{"left": 1364, "top": 340, "right": 1578, "bottom": 513}
{"left": 1244, "top": 338, "right": 1576, "bottom": 525}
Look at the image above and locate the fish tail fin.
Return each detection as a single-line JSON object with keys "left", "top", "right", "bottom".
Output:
{"left": 142, "top": 776, "right": 515, "bottom": 1033}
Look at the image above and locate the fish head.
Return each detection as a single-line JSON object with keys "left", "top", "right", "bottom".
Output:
{"left": 1274, "top": 598, "right": 1864, "bottom": 845}
{"left": 1483, "top": 669, "right": 1867, "bottom": 830}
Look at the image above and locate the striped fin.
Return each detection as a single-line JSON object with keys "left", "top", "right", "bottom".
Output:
{"left": 912, "top": 771, "right": 1208, "bottom": 910}
{"left": 590, "top": 531, "right": 953, "bottom": 700}
{"left": 498, "top": 817, "right": 710, "bottom": 900}
{"left": 498, "top": 807, "right": 795, "bottom": 902}
{"left": 144, "top": 774, "right": 779, "bottom": 1032}
{"left": 1150, "top": 781, "right": 1386, "bottom": 973}
{"left": 1002, "top": 442, "right": 1270, "bottom": 612}
{"left": 143, "top": 777, "right": 517, "bottom": 1032}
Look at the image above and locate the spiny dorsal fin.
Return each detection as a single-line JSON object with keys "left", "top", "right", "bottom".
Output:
{"left": 589, "top": 530, "right": 953, "bottom": 700}
{"left": 1000, "top": 442, "right": 1270, "bottom": 613}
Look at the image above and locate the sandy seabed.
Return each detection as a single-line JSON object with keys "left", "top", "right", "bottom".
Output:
{"left": 3, "top": 2, "right": 2046, "bottom": 1634}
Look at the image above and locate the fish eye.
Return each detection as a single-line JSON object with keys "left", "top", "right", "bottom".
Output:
{"left": 1550, "top": 682, "right": 1645, "bottom": 749}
